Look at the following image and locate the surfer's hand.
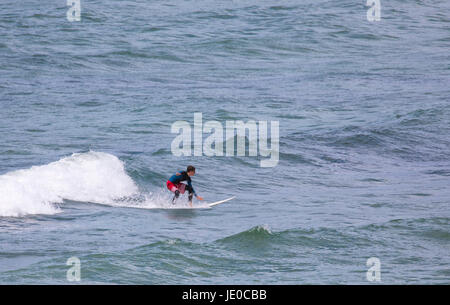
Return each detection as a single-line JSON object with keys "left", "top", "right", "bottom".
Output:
{"left": 196, "top": 196, "right": 204, "bottom": 201}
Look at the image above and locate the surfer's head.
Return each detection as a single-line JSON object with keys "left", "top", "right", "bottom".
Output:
{"left": 187, "top": 165, "right": 196, "bottom": 176}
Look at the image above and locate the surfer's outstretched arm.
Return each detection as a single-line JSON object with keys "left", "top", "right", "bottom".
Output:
{"left": 187, "top": 179, "right": 203, "bottom": 201}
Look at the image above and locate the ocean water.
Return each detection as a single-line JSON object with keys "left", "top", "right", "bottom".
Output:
{"left": 1, "top": 0, "right": 449, "bottom": 284}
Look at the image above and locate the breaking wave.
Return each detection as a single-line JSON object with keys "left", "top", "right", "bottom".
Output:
{"left": 0, "top": 151, "right": 139, "bottom": 217}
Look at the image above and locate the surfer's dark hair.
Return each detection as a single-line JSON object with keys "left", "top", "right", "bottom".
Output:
{"left": 187, "top": 165, "right": 196, "bottom": 173}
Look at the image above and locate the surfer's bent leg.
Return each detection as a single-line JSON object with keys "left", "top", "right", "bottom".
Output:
{"left": 173, "top": 190, "right": 180, "bottom": 202}
{"left": 167, "top": 180, "right": 180, "bottom": 204}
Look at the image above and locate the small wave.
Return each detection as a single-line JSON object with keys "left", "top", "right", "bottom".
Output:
{"left": 218, "top": 225, "right": 273, "bottom": 243}
{"left": 215, "top": 225, "right": 274, "bottom": 252}
{"left": 278, "top": 151, "right": 318, "bottom": 166}
{"left": 330, "top": 133, "right": 383, "bottom": 148}
{"left": 216, "top": 225, "right": 376, "bottom": 252}
{"left": 424, "top": 169, "right": 450, "bottom": 177}
{"left": 75, "top": 101, "right": 105, "bottom": 107}
{"left": 360, "top": 217, "right": 450, "bottom": 241}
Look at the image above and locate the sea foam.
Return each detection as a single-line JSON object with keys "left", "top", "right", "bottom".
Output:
{"left": 0, "top": 151, "right": 139, "bottom": 217}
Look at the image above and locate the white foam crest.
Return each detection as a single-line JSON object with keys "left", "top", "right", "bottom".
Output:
{"left": 111, "top": 187, "right": 211, "bottom": 210}
{"left": 112, "top": 189, "right": 211, "bottom": 210}
{"left": 0, "top": 151, "right": 139, "bottom": 217}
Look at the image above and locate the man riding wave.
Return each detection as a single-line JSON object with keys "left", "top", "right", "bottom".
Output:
{"left": 166, "top": 165, "right": 204, "bottom": 207}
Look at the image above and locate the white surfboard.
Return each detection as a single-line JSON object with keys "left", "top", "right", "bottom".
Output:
{"left": 163, "top": 196, "right": 235, "bottom": 210}
{"left": 207, "top": 196, "right": 235, "bottom": 207}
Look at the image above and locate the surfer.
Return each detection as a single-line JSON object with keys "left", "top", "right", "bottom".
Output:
{"left": 167, "top": 165, "right": 204, "bottom": 207}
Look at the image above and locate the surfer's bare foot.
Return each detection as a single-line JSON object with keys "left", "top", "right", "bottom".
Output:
{"left": 189, "top": 202, "right": 193, "bottom": 208}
